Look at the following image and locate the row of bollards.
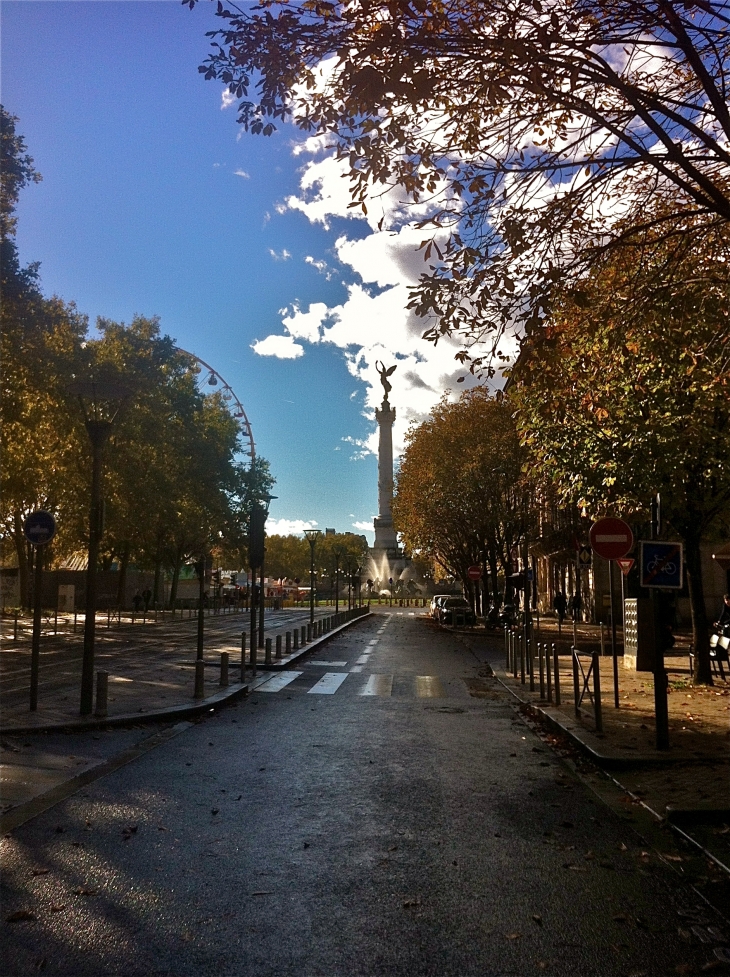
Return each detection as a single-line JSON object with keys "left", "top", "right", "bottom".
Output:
{"left": 504, "top": 625, "right": 603, "bottom": 728}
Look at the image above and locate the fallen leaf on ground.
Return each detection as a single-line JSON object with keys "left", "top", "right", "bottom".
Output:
{"left": 31, "top": 868, "right": 50, "bottom": 877}
{"left": 72, "top": 888, "right": 97, "bottom": 897}
{"left": 505, "top": 932, "right": 521, "bottom": 940}
{"left": 402, "top": 897, "right": 421, "bottom": 908}
{"left": 532, "top": 914, "right": 543, "bottom": 926}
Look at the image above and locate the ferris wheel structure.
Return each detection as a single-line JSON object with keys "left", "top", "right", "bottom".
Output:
{"left": 177, "top": 347, "right": 256, "bottom": 465}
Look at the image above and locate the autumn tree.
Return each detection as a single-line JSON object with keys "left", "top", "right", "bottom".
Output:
{"left": 509, "top": 219, "right": 730, "bottom": 684}
{"left": 1, "top": 106, "right": 90, "bottom": 602}
{"left": 186, "top": 0, "right": 730, "bottom": 368}
{"left": 392, "top": 389, "right": 536, "bottom": 601}
{"left": 263, "top": 534, "right": 310, "bottom": 582}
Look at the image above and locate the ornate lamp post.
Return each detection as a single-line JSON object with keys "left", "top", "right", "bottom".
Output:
{"left": 303, "top": 529, "right": 322, "bottom": 625}
{"left": 70, "top": 379, "right": 129, "bottom": 716}
{"left": 332, "top": 544, "right": 345, "bottom": 615}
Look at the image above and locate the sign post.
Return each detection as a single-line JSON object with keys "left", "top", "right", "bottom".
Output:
{"left": 590, "top": 518, "right": 634, "bottom": 709}
{"left": 23, "top": 511, "right": 57, "bottom": 712}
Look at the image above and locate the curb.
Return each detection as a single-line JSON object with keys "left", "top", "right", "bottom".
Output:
{"left": 0, "top": 610, "right": 371, "bottom": 736}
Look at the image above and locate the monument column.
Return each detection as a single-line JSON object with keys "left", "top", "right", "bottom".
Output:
{"left": 372, "top": 363, "right": 400, "bottom": 556}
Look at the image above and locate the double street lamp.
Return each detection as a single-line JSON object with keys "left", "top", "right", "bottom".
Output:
{"left": 303, "top": 529, "right": 322, "bottom": 625}
{"left": 69, "top": 379, "right": 129, "bottom": 716}
{"left": 332, "top": 544, "right": 345, "bottom": 615}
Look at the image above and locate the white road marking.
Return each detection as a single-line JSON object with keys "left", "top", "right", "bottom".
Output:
{"left": 356, "top": 654, "right": 371, "bottom": 665}
{"left": 367, "top": 640, "right": 379, "bottom": 646}
{"left": 255, "top": 672, "right": 302, "bottom": 693}
{"left": 350, "top": 665, "right": 364, "bottom": 673}
{"left": 359, "top": 674, "right": 393, "bottom": 697}
{"left": 307, "top": 661, "right": 348, "bottom": 667}
{"left": 308, "top": 672, "right": 349, "bottom": 695}
{"left": 415, "top": 675, "right": 445, "bottom": 698}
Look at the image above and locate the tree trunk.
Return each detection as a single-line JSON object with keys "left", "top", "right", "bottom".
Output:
{"left": 116, "top": 541, "right": 131, "bottom": 608}
{"left": 13, "top": 511, "right": 30, "bottom": 609}
{"left": 488, "top": 544, "right": 500, "bottom": 606}
{"left": 168, "top": 545, "right": 184, "bottom": 609}
{"left": 684, "top": 531, "right": 713, "bottom": 685}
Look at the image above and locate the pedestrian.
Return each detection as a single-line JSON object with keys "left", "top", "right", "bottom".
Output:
{"left": 553, "top": 590, "right": 567, "bottom": 624}
{"left": 571, "top": 591, "right": 582, "bottom": 622}
{"left": 132, "top": 590, "right": 143, "bottom": 613}
{"left": 715, "top": 593, "right": 730, "bottom": 632}
{"left": 142, "top": 588, "right": 152, "bottom": 612}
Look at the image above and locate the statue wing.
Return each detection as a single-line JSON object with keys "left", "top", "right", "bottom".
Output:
{"left": 385, "top": 366, "right": 396, "bottom": 376}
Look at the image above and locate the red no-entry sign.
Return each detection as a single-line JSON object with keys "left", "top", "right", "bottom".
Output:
{"left": 467, "top": 565, "right": 482, "bottom": 580}
{"left": 589, "top": 518, "right": 634, "bottom": 561}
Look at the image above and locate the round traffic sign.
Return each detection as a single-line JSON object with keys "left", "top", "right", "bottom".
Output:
{"left": 589, "top": 517, "right": 633, "bottom": 561}
{"left": 467, "top": 565, "right": 482, "bottom": 580}
{"left": 23, "top": 510, "right": 57, "bottom": 547}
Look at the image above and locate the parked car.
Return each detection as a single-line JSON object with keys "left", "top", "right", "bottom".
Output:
{"left": 429, "top": 594, "right": 451, "bottom": 619}
{"left": 437, "top": 597, "right": 476, "bottom": 627}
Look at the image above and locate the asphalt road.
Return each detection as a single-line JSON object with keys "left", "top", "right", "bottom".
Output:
{"left": 1, "top": 610, "right": 725, "bottom": 976}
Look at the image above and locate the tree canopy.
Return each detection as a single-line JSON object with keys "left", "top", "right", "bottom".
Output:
{"left": 392, "top": 388, "right": 535, "bottom": 599}
{"left": 509, "top": 218, "right": 730, "bottom": 682}
{"left": 187, "top": 0, "right": 730, "bottom": 369}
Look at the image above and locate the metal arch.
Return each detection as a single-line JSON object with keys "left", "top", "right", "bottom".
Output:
{"left": 176, "top": 347, "right": 256, "bottom": 463}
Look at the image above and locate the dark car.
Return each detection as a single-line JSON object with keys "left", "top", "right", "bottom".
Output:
{"left": 437, "top": 597, "right": 476, "bottom": 627}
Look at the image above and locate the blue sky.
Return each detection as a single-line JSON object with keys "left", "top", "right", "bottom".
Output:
{"left": 2, "top": 0, "right": 475, "bottom": 541}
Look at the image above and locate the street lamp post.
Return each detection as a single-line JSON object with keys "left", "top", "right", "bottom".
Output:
{"left": 303, "top": 529, "right": 322, "bottom": 625}
{"left": 332, "top": 545, "right": 345, "bottom": 615}
{"left": 70, "top": 380, "right": 129, "bottom": 716}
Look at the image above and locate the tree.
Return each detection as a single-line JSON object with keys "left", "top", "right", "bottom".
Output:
{"left": 186, "top": 1, "right": 730, "bottom": 369}
{"left": 392, "top": 389, "right": 535, "bottom": 602}
{"left": 263, "top": 534, "right": 310, "bottom": 582}
{"left": 509, "top": 219, "right": 730, "bottom": 684}
{"left": 0, "top": 107, "right": 90, "bottom": 603}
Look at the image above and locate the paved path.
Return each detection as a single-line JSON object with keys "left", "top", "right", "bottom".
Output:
{"left": 2, "top": 611, "right": 729, "bottom": 976}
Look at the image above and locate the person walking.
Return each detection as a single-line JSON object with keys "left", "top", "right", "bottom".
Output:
{"left": 553, "top": 591, "right": 567, "bottom": 625}
{"left": 570, "top": 591, "right": 582, "bottom": 622}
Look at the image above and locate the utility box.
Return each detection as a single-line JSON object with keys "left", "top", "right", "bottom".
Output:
{"left": 623, "top": 598, "right": 654, "bottom": 671}
{"left": 57, "top": 584, "right": 75, "bottom": 612}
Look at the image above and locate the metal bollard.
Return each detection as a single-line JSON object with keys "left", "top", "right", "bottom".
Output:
{"left": 276, "top": 635, "right": 282, "bottom": 660}
{"left": 512, "top": 629, "right": 518, "bottom": 679}
{"left": 265, "top": 638, "right": 272, "bottom": 665}
{"left": 307, "top": 623, "right": 312, "bottom": 643}
{"left": 249, "top": 630, "right": 257, "bottom": 674}
{"left": 55, "top": 608, "right": 58, "bottom": 634}
{"left": 572, "top": 648, "right": 580, "bottom": 715}
{"left": 73, "top": 610, "right": 77, "bottom": 633}
{"left": 592, "top": 650, "right": 603, "bottom": 733}
{"left": 520, "top": 629, "right": 526, "bottom": 684}
{"left": 95, "top": 670, "right": 108, "bottom": 717}
{"left": 220, "top": 652, "right": 229, "bottom": 687}
{"left": 194, "top": 660, "right": 206, "bottom": 699}
{"left": 301, "top": 625, "right": 306, "bottom": 646}
{"left": 546, "top": 640, "right": 552, "bottom": 703}
{"left": 528, "top": 633, "right": 535, "bottom": 691}
{"left": 293, "top": 629, "right": 299, "bottom": 650}
{"left": 286, "top": 631, "right": 292, "bottom": 655}
{"left": 600, "top": 623, "right": 605, "bottom": 657}
{"left": 538, "top": 642, "right": 545, "bottom": 699}
{"left": 505, "top": 626, "right": 510, "bottom": 669}
{"left": 553, "top": 643, "right": 560, "bottom": 705}
{"left": 107, "top": 607, "right": 111, "bottom": 629}
{"left": 14, "top": 611, "right": 18, "bottom": 641}
{"left": 241, "top": 632, "right": 247, "bottom": 677}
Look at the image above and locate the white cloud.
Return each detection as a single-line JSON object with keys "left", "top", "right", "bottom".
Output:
{"left": 266, "top": 518, "right": 319, "bottom": 536}
{"left": 234, "top": 169, "right": 250, "bottom": 179}
{"left": 268, "top": 248, "right": 291, "bottom": 261}
{"left": 221, "top": 89, "right": 236, "bottom": 110}
{"left": 352, "top": 520, "right": 374, "bottom": 533}
{"left": 251, "top": 334, "right": 304, "bottom": 359}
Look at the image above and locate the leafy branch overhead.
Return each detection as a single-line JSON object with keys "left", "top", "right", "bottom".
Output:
{"left": 186, "top": 0, "right": 730, "bottom": 370}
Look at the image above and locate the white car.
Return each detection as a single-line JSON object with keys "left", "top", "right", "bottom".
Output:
{"left": 429, "top": 595, "right": 451, "bottom": 619}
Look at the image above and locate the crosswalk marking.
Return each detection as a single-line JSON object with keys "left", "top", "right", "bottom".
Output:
{"left": 415, "top": 675, "right": 445, "bottom": 698}
{"left": 256, "top": 672, "right": 302, "bottom": 693}
{"left": 359, "top": 674, "right": 393, "bottom": 697}
{"left": 355, "top": 653, "right": 371, "bottom": 665}
{"left": 307, "top": 660, "right": 348, "bottom": 667}
{"left": 349, "top": 665, "right": 364, "bottom": 673}
{"left": 308, "top": 672, "right": 349, "bottom": 695}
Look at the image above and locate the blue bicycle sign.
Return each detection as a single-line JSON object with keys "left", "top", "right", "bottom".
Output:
{"left": 640, "top": 541, "right": 683, "bottom": 589}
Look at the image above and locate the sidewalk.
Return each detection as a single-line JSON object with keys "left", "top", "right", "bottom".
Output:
{"left": 458, "top": 619, "right": 730, "bottom": 848}
{"left": 0, "top": 607, "right": 368, "bottom": 735}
